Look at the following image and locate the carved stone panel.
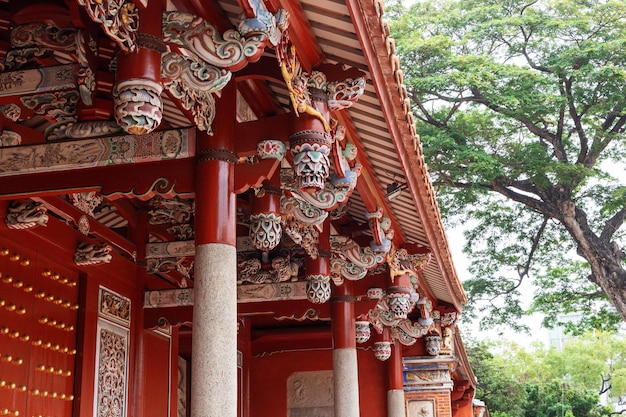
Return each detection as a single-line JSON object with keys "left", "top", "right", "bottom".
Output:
{"left": 287, "top": 370, "right": 334, "bottom": 417}
{"left": 407, "top": 399, "right": 435, "bottom": 417}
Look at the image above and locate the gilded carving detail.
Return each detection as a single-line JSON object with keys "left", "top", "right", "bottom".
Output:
{"left": 77, "top": 0, "right": 138, "bottom": 52}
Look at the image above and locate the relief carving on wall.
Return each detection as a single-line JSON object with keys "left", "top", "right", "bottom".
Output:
{"left": 287, "top": 370, "right": 334, "bottom": 417}
{"left": 99, "top": 287, "right": 131, "bottom": 326}
{"left": 407, "top": 400, "right": 435, "bottom": 417}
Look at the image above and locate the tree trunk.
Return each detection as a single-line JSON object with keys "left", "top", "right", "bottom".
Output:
{"left": 558, "top": 202, "right": 626, "bottom": 321}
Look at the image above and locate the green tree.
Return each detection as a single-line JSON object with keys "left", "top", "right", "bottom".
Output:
{"left": 466, "top": 335, "right": 620, "bottom": 417}
{"left": 466, "top": 340, "right": 527, "bottom": 417}
{"left": 387, "top": 0, "right": 626, "bottom": 331}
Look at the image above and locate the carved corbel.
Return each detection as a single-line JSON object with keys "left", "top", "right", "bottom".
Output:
{"left": 5, "top": 199, "right": 49, "bottom": 229}
{"left": 329, "top": 235, "right": 387, "bottom": 282}
{"left": 367, "top": 208, "right": 392, "bottom": 253}
{"left": 76, "top": 0, "right": 138, "bottom": 52}
{"left": 74, "top": 242, "right": 112, "bottom": 266}
{"left": 161, "top": 51, "right": 230, "bottom": 134}
{"left": 304, "top": 219, "right": 331, "bottom": 304}
{"left": 70, "top": 191, "right": 103, "bottom": 217}
{"left": 0, "top": 130, "right": 21, "bottom": 146}
{"left": 249, "top": 182, "right": 283, "bottom": 252}
{"left": 162, "top": 7, "right": 287, "bottom": 72}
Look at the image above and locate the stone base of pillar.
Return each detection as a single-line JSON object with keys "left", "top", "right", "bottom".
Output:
{"left": 191, "top": 243, "right": 237, "bottom": 417}
{"left": 333, "top": 348, "right": 360, "bottom": 417}
{"left": 388, "top": 389, "right": 406, "bottom": 417}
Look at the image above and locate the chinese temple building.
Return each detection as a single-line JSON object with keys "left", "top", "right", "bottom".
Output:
{"left": 0, "top": 0, "right": 477, "bottom": 415}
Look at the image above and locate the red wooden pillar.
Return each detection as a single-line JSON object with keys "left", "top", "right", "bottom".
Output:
{"left": 191, "top": 83, "right": 238, "bottom": 417}
{"left": 388, "top": 341, "right": 406, "bottom": 417}
{"left": 331, "top": 280, "right": 360, "bottom": 417}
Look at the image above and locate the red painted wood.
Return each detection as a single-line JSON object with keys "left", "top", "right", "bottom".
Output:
{"left": 237, "top": 79, "right": 285, "bottom": 118}
{"left": 139, "top": 331, "right": 171, "bottom": 417}
{"left": 195, "top": 83, "right": 237, "bottom": 245}
{"left": 388, "top": 340, "right": 404, "bottom": 390}
{"left": 234, "top": 113, "right": 290, "bottom": 156}
{"left": 0, "top": 158, "right": 194, "bottom": 200}
{"left": 250, "top": 349, "right": 388, "bottom": 417}
{"left": 237, "top": 318, "right": 252, "bottom": 417}
{"left": 116, "top": 47, "right": 161, "bottom": 83}
{"left": 33, "top": 195, "right": 137, "bottom": 260}
{"left": 331, "top": 280, "right": 356, "bottom": 349}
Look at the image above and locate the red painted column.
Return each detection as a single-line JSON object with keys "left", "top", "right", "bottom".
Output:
{"left": 128, "top": 211, "right": 150, "bottom": 417}
{"left": 331, "top": 280, "right": 360, "bottom": 417}
{"left": 388, "top": 341, "right": 406, "bottom": 417}
{"left": 191, "top": 82, "right": 238, "bottom": 417}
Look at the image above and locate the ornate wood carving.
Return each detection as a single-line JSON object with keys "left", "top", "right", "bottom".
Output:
{"left": 0, "top": 128, "right": 195, "bottom": 176}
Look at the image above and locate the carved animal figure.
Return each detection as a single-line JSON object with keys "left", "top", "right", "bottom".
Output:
{"left": 5, "top": 200, "right": 49, "bottom": 229}
{"left": 271, "top": 255, "right": 300, "bottom": 282}
{"left": 74, "top": 242, "right": 113, "bottom": 266}
{"left": 237, "top": 258, "right": 263, "bottom": 284}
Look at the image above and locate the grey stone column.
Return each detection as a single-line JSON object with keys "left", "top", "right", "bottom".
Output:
{"left": 388, "top": 389, "right": 406, "bottom": 417}
{"left": 333, "top": 348, "right": 360, "bottom": 417}
{"left": 190, "top": 243, "right": 237, "bottom": 417}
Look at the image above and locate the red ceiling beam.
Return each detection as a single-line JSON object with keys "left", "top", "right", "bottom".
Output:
{"left": 0, "top": 158, "right": 194, "bottom": 200}
{"left": 32, "top": 195, "right": 137, "bottom": 260}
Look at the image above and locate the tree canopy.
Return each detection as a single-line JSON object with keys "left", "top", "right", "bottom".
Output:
{"left": 467, "top": 333, "right": 625, "bottom": 417}
{"left": 386, "top": 0, "right": 626, "bottom": 332}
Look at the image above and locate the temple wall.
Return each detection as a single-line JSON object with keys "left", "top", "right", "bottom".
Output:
{"left": 0, "top": 204, "right": 146, "bottom": 417}
{"left": 249, "top": 348, "right": 387, "bottom": 417}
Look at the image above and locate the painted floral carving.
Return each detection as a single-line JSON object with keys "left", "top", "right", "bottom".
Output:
{"left": 113, "top": 79, "right": 163, "bottom": 135}
{"left": 249, "top": 212, "right": 283, "bottom": 252}
{"left": 305, "top": 274, "right": 331, "bottom": 304}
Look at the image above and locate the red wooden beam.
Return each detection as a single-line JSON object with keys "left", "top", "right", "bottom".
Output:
{"left": 0, "top": 158, "right": 194, "bottom": 199}
{"left": 32, "top": 195, "right": 137, "bottom": 260}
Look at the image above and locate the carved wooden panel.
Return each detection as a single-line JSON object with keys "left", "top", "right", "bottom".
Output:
{"left": 0, "top": 244, "right": 79, "bottom": 417}
{"left": 94, "top": 287, "right": 131, "bottom": 417}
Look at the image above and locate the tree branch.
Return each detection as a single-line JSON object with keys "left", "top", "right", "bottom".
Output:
{"left": 517, "top": 215, "right": 548, "bottom": 280}
{"left": 469, "top": 88, "right": 561, "bottom": 149}
{"left": 600, "top": 207, "right": 626, "bottom": 243}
